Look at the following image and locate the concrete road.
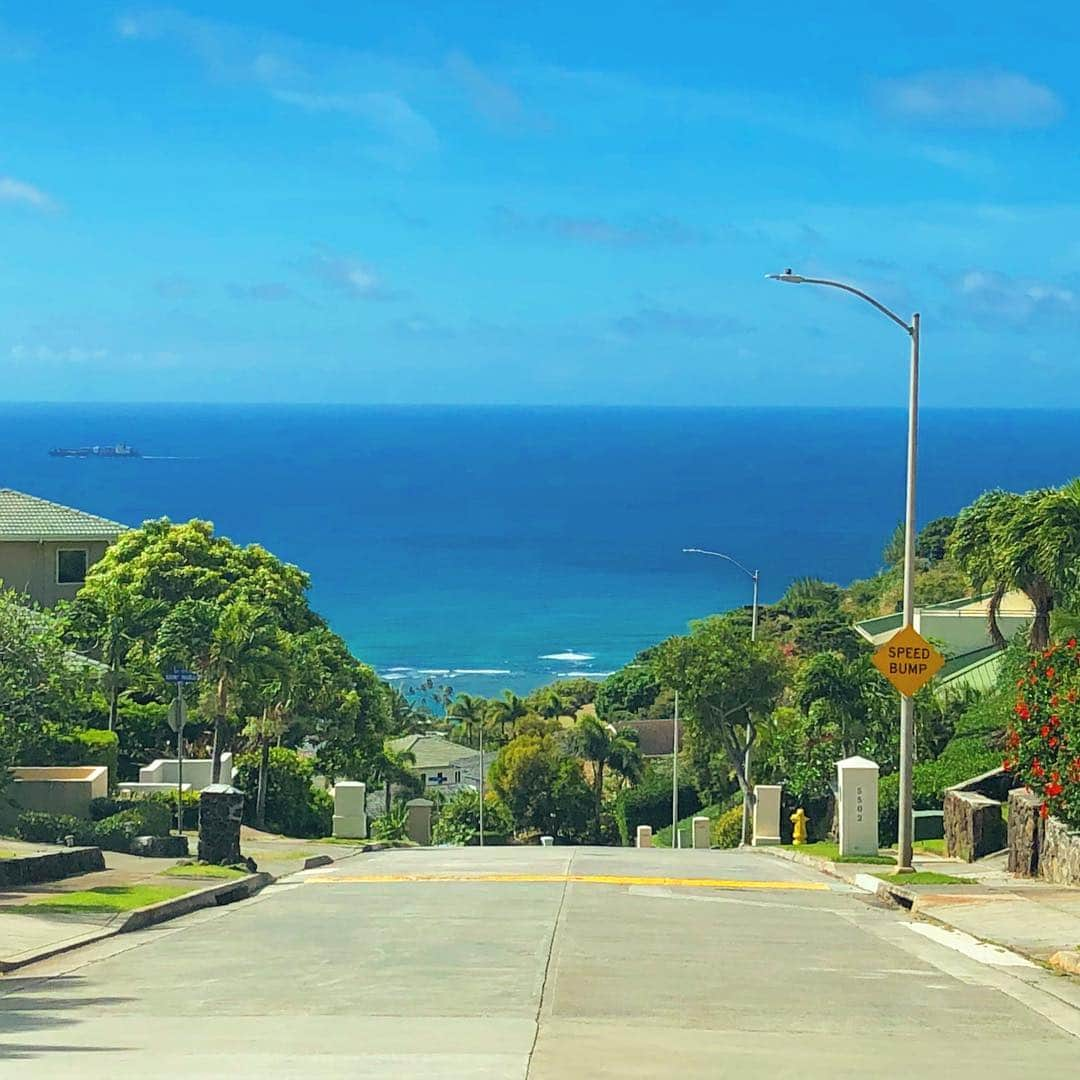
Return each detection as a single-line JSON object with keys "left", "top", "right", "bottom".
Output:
{"left": 1, "top": 845, "right": 1078, "bottom": 1078}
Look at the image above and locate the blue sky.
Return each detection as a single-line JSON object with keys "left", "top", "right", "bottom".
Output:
{"left": 2, "top": 3, "right": 1079, "bottom": 405}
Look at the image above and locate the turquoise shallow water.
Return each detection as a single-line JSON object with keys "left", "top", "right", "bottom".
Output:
{"left": 0, "top": 404, "right": 1070, "bottom": 697}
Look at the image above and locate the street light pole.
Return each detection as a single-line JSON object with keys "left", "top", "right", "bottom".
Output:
{"left": 672, "top": 690, "right": 679, "bottom": 848}
{"left": 682, "top": 548, "right": 760, "bottom": 846}
{"left": 767, "top": 271, "right": 920, "bottom": 871}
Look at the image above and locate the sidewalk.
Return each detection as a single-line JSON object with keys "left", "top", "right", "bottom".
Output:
{"left": 0, "top": 829, "right": 368, "bottom": 973}
{"left": 757, "top": 844, "right": 1080, "bottom": 974}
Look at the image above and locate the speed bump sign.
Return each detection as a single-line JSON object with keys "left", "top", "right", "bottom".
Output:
{"left": 872, "top": 624, "right": 944, "bottom": 697}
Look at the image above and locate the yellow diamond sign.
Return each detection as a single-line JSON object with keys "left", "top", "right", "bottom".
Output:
{"left": 872, "top": 624, "right": 945, "bottom": 697}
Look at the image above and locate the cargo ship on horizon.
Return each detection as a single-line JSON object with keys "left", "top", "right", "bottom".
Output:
{"left": 48, "top": 443, "right": 142, "bottom": 458}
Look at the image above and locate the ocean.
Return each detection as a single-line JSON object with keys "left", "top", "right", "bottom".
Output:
{"left": 0, "top": 404, "right": 1071, "bottom": 699}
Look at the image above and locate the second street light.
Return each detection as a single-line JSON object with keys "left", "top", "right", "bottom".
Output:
{"left": 767, "top": 269, "right": 920, "bottom": 872}
{"left": 683, "top": 547, "right": 759, "bottom": 846}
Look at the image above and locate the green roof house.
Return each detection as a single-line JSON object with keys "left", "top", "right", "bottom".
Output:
{"left": 0, "top": 488, "right": 126, "bottom": 607}
{"left": 854, "top": 591, "right": 1035, "bottom": 696}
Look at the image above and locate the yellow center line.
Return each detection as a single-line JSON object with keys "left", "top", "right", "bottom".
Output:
{"left": 304, "top": 872, "right": 827, "bottom": 891}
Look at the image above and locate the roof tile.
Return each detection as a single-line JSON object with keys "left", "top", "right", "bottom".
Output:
{"left": 0, "top": 488, "right": 127, "bottom": 541}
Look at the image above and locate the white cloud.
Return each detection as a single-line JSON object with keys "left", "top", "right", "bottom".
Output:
{"left": 273, "top": 90, "right": 438, "bottom": 162}
{"left": 957, "top": 269, "right": 1079, "bottom": 327}
{"left": 0, "top": 176, "right": 56, "bottom": 211}
{"left": 10, "top": 344, "right": 108, "bottom": 363}
{"left": 445, "top": 50, "right": 532, "bottom": 130}
{"left": 877, "top": 71, "right": 1064, "bottom": 129}
{"left": 302, "top": 250, "right": 391, "bottom": 300}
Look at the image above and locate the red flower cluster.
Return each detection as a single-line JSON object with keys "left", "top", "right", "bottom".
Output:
{"left": 1012, "top": 641, "right": 1080, "bottom": 830}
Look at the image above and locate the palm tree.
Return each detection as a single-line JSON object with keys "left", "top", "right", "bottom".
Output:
{"left": 446, "top": 693, "right": 488, "bottom": 748}
{"left": 203, "top": 600, "right": 283, "bottom": 784}
{"left": 537, "top": 689, "right": 567, "bottom": 727}
{"left": 244, "top": 640, "right": 293, "bottom": 830}
{"left": 488, "top": 691, "right": 528, "bottom": 744}
{"left": 368, "top": 746, "right": 417, "bottom": 814}
{"left": 89, "top": 583, "right": 161, "bottom": 731}
{"left": 571, "top": 715, "right": 644, "bottom": 836}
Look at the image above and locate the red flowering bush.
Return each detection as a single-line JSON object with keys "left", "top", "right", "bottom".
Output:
{"left": 1005, "top": 638, "right": 1080, "bottom": 826}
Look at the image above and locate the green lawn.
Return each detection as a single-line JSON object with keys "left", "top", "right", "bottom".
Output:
{"left": 162, "top": 863, "right": 247, "bottom": 880}
{"left": 913, "top": 838, "right": 947, "bottom": 856}
{"left": 780, "top": 841, "right": 896, "bottom": 865}
{"left": 873, "top": 871, "right": 974, "bottom": 886}
{"left": 1, "top": 884, "right": 194, "bottom": 915}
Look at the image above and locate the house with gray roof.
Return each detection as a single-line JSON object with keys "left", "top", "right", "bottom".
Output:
{"left": 387, "top": 733, "right": 488, "bottom": 794}
{"left": 0, "top": 488, "right": 127, "bottom": 607}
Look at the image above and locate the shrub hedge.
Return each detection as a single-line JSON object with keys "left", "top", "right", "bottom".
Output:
{"left": 233, "top": 747, "right": 332, "bottom": 838}
{"left": 17, "top": 800, "right": 172, "bottom": 851}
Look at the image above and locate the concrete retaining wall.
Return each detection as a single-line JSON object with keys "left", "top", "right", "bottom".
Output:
{"left": 2, "top": 766, "right": 108, "bottom": 823}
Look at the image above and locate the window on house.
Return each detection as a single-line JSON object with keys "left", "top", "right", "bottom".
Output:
{"left": 455, "top": 770, "right": 461, "bottom": 783}
{"left": 57, "top": 548, "right": 88, "bottom": 584}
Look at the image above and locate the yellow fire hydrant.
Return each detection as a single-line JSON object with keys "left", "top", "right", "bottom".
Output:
{"left": 790, "top": 807, "right": 808, "bottom": 846}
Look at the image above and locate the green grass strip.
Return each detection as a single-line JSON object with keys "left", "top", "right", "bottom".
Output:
{"left": 162, "top": 863, "right": 247, "bottom": 880}
{"left": 1, "top": 884, "right": 193, "bottom": 914}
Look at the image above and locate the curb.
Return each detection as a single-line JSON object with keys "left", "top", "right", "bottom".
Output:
{"left": 119, "top": 871, "right": 272, "bottom": 933}
{"left": 755, "top": 846, "right": 1079, "bottom": 976}
{"left": 0, "top": 843, "right": 371, "bottom": 975}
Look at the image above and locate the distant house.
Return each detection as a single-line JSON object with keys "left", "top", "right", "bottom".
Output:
{"left": 387, "top": 733, "right": 488, "bottom": 794}
{"left": 0, "top": 488, "right": 126, "bottom": 607}
{"left": 854, "top": 591, "right": 1035, "bottom": 696}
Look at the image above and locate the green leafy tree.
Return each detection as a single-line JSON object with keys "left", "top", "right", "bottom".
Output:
{"left": 78, "top": 517, "right": 320, "bottom": 643}
{"left": 917, "top": 516, "right": 957, "bottom": 562}
{"left": 653, "top": 615, "right": 786, "bottom": 811}
{"left": 949, "top": 487, "right": 1080, "bottom": 650}
{"left": 488, "top": 732, "right": 589, "bottom": 838}
{"left": 0, "top": 589, "right": 94, "bottom": 786}
{"left": 432, "top": 788, "right": 513, "bottom": 845}
{"left": 595, "top": 664, "right": 660, "bottom": 720}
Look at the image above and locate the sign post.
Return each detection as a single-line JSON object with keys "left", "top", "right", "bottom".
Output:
{"left": 165, "top": 668, "right": 198, "bottom": 833}
{"left": 871, "top": 626, "right": 943, "bottom": 856}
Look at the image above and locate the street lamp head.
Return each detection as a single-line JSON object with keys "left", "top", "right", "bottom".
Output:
{"left": 766, "top": 269, "right": 806, "bottom": 284}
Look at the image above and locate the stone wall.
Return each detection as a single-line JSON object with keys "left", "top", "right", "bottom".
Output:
{"left": 944, "top": 789, "right": 1006, "bottom": 862}
{"left": 1007, "top": 788, "right": 1042, "bottom": 877}
{"left": 1038, "top": 814, "right": 1080, "bottom": 887}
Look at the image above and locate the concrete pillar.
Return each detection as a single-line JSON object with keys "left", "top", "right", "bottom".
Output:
{"left": 332, "top": 781, "right": 368, "bottom": 839}
{"left": 752, "top": 785, "right": 782, "bottom": 846}
{"left": 837, "top": 756, "right": 879, "bottom": 858}
{"left": 692, "top": 816, "right": 710, "bottom": 850}
{"left": 636, "top": 825, "right": 652, "bottom": 848}
{"left": 405, "top": 798, "right": 434, "bottom": 846}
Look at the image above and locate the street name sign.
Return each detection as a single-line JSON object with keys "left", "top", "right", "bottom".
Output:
{"left": 872, "top": 624, "right": 944, "bottom": 697}
{"left": 165, "top": 668, "right": 199, "bottom": 685}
